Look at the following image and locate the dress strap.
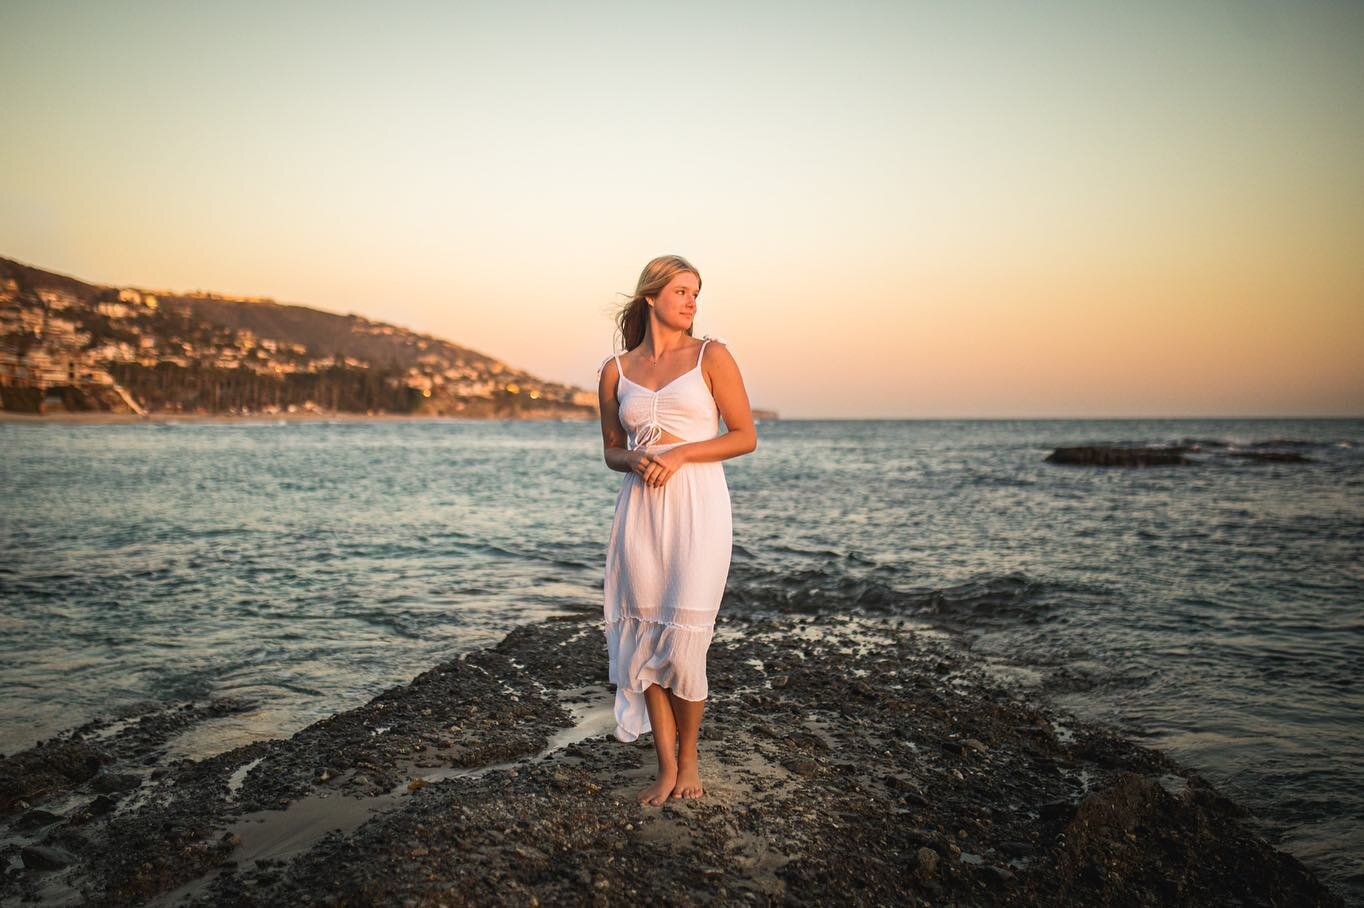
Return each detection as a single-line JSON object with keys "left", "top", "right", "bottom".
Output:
{"left": 695, "top": 338, "right": 711, "bottom": 369}
{"left": 595, "top": 352, "right": 616, "bottom": 380}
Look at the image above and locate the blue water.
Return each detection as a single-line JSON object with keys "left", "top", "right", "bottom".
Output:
{"left": 1, "top": 417, "right": 1360, "bottom": 899}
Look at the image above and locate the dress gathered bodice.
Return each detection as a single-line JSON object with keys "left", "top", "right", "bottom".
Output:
{"left": 598, "top": 336, "right": 722, "bottom": 451}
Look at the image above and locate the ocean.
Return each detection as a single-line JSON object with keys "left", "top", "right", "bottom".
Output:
{"left": 1, "top": 416, "right": 1360, "bottom": 898}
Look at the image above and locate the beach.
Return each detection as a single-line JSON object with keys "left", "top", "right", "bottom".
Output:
{"left": 0, "top": 606, "right": 1343, "bottom": 905}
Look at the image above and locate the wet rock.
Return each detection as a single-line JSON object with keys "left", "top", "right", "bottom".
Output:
{"left": 998, "top": 839, "right": 1035, "bottom": 858}
{"left": 91, "top": 771, "right": 141, "bottom": 794}
{"left": 1045, "top": 444, "right": 1314, "bottom": 469}
{"left": 21, "top": 844, "right": 76, "bottom": 870}
{"left": 782, "top": 731, "right": 828, "bottom": 753}
{"left": 0, "top": 740, "right": 108, "bottom": 813}
{"left": 69, "top": 793, "right": 118, "bottom": 824}
{"left": 1045, "top": 446, "right": 1191, "bottom": 467}
{"left": 915, "top": 846, "right": 939, "bottom": 878}
{"left": 1226, "top": 450, "right": 1313, "bottom": 463}
{"left": 0, "top": 612, "right": 1343, "bottom": 908}
{"left": 14, "top": 807, "right": 63, "bottom": 832}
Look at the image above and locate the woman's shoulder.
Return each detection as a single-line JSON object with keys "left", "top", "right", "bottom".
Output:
{"left": 700, "top": 334, "right": 732, "bottom": 363}
{"left": 595, "top": 351, "right": 619, "bottom": 381}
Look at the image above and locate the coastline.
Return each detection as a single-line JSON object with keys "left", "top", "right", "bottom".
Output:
{"left": 0, "top": 410, "right": 594, "bottom": 426}
{"left": 0, "top": 608, "right": 1344, "bottom": 905}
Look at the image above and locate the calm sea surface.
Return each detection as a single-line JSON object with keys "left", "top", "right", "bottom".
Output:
{"left": 1, "top": 417, "right": 1360, "bottom": 898}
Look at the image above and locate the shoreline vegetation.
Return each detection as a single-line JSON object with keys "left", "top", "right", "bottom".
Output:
{"left": 0, "top": 609, "right": 1344, "bottom": 905}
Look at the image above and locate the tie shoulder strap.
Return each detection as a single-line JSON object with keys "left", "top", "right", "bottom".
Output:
{"left": 697, "top": 334, "right": 727, "bottom": 368}
{"left": 696, "top": 335, "right": 714, "bottom": 368}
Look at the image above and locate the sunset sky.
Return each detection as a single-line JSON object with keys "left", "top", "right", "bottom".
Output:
{"left": 2, "top": 0, "right": 1360, "bottom": 417}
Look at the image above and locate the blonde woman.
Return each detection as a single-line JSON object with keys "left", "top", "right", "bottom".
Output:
{"left": 595, "top": 255, "right": 757, "bottom": 805}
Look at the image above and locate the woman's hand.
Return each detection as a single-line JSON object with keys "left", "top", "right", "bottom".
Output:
{"left": 638, "top": 448, "right": 688, "bottom": 488}
{"left": 627, "top": 450, "right": 657, "bottom": 483}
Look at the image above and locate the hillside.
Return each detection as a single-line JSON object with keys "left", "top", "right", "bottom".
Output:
{"left": 0, "top": 256, "right": 597, "bottom": 419}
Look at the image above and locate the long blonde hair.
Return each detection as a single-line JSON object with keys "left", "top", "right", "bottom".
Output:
{"left": 614, "top": 255, "right": 702, "bottom": 352}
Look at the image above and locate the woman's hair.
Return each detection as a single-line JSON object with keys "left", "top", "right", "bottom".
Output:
{"left": 614, "top": 255, "right": 702, "bottom": 352}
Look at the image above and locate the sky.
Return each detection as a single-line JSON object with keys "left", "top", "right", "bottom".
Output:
{"left": 2, "top": 0, "right": 1361, "bottom": 418}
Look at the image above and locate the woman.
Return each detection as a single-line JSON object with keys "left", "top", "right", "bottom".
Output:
{"left": 595, "top": 254, "right": 757, "bottom": 806}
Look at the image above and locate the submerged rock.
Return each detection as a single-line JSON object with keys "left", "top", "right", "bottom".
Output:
{"left": 1045, "top": 444, "right": 1316, "bottom": 468}
{"left": 1045, "top": 446, "right": 1191, "bottom": 467}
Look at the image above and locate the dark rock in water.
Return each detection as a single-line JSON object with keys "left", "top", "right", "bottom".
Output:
{"left": 1034, "top": 770, "right": 1337, "bottom": 905}
{"left": 782, "top": 730, "right": 829, "bottom": 753}
{"left": 940, "top": 739, "right": 965, "bottom": 755}
{"left": 1227, "top": 450, "right": 1314, "bottom": 463}
{"left": 999, "top": 839, "right": 1036, "bottom": 857}
{"left": 0, "top": 697, "right": 255, "bottom": 817}
{"left": 76, "top": 793, "right": 118, "bottom": 820}
{"left": 1045, "top": 446, "right": 1191, "bottom": 467}
{"left": 0, "top": 741, "right": 108, "bottom": 814}
{"left": 1250, "top": 438, "right": 1318, "bottom": 448}
{"left": 1045, "top": 443, "right": 1317, "bottom": 468}
{"left": 13, "top": 807, "right": 63, "bottom": 832}
{"left": 91, "top": 771, "right": 142, "bottom": 794}
{"left": 21, "top": 844, "right": 76, "bottom": 870}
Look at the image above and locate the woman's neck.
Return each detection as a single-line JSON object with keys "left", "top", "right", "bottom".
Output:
{"left": 640, "top": 329, "right": 690, "bottom": 363}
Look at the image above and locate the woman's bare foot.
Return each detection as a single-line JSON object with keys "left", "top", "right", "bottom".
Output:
{"left": 637, "top": 762, "right": 678, "bottom": 806}
{"left": 670, "top": 759, "right": 703, "bottom": 799}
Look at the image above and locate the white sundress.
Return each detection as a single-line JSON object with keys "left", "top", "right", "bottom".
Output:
{"left": 595, "top": 335, "right": 734, "bottom": 743}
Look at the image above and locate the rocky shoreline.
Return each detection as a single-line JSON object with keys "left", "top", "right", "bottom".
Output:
{"left": 0, "top": 608, "right": 1345, "bottom": 906}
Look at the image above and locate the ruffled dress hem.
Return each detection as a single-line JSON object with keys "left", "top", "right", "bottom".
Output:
{"left": 605, "top": 614, "right": 714, "bottom": 743}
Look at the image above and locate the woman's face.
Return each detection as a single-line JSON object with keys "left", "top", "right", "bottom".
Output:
{"left": 649, "top": 272, "right": 699, "bottom": 332}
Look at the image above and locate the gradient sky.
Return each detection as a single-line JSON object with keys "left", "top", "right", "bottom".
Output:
{"left": 2, "top": 0, "right": 1361, "bottom": 417}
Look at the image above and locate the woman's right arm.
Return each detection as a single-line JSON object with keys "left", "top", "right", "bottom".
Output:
{"left": 599, "top": 357, "right": 649, "bottom": 475}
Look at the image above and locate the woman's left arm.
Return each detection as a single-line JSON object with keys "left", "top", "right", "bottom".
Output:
{"left": 676, "top": 341, "right": 757, "bottom": 465}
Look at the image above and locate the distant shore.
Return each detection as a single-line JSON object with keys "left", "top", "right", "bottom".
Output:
{"left": 0, "top": 410, "right": 593, "bottom": 426}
